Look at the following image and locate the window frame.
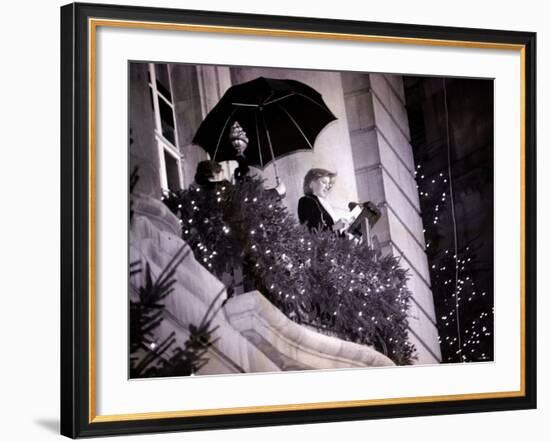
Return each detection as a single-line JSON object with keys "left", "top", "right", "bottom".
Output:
{"left": 148, "top": 63, "right": 184, "bottom": 191}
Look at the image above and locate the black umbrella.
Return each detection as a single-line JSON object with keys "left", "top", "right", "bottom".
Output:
{"left": 192, "top": 77, "right": 337, "bottom": 182}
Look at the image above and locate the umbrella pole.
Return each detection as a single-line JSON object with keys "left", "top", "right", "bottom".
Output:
{"left": 272, "top": 161, "right": 280, "bottom": 186}
{"left": 262, "top": 114, "right": 281, "bottom": 186}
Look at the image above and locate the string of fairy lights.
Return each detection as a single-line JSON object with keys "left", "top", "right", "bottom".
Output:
{"left": 164, "top": 149, "right": 492, "bottom": 363}
{"left": 164, "top": 177, "right": 416, "bottom": 364}
{"left": 416, "top": 162, "right": 494, "bottom": 362}
{"left": 414, "top": 80, "right": 494, "bottom": 363}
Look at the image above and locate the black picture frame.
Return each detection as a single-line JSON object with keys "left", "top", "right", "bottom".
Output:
{"left": 60, "top": 2, "right": 537, "bottom": 438}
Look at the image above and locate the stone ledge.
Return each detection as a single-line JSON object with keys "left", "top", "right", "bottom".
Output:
{"left": 130, "top": 206, "right": 280, "bottom": 374}
{"left": 132, "top": 191, "right": 181, "bottom": 236}
{"left": 224, "top": 291, "right": 395, "bottom": 370}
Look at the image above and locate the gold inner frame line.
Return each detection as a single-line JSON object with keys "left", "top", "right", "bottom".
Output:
{"left": 87, "top": 18, "right": 527, "bottom": 423}
{"left": 90, "top": 18, "right": 525, "bottom": 51}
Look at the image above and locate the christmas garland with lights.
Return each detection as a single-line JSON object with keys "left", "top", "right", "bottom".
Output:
{"left": 164, "top": 177, "right": 416, "bottom": 365}
{"left": 129, "top": 251, "right": 221, "bottom": 378}
{"left": 129, "top": 168, "right": 220, "bottom": 378}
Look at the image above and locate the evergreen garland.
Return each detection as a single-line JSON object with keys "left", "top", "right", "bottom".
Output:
{"left": 130, "top": 166, "right": 221, "bottom": 378}
{"left": 129, "top": 246, "right": 221, "bottom": 378}
{"left": 164, "top": 177, "right": 416, "bottom": 365}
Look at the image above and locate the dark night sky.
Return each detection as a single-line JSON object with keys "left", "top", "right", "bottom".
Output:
{"left": 404, "top": 76, "right": 494, "bottom": 363}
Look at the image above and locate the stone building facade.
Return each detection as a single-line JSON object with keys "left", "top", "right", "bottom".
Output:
{"left": 129, "top": 62, "right": 441, "bottom": 368}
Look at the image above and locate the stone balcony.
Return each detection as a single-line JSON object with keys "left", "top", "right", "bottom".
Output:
{"left": 130, "top": 193, "right": 394, "bottom": 375}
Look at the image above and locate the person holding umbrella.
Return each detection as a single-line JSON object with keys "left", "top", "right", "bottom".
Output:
{"left": 193, "top": 76, "right": 338, "bottom": 192}
{"left": 194, "top": 159, "right": 229, "bottom": 188}
{"left": 188, "top": 124, "right": 285, "bottom": 203}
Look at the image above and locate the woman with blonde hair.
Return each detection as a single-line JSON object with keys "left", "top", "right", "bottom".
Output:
{"left": 298, "top": 168, "right": 349, "bottom": 233}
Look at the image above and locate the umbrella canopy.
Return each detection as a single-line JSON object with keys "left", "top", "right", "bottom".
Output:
{"left": 192, "top": 77, "right": 337, "bottom": 170}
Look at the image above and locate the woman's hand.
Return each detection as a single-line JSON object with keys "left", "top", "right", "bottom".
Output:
{"left": 333, "top": 218, "right": 350, "bottom": 232}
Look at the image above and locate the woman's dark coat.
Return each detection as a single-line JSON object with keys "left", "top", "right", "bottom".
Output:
{"left": 298, "top": 194, "right": 335, "bottom": 232}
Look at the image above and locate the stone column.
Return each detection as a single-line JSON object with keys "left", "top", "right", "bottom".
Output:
{"left": 342, "top": 72, "right": 441, "bottom": 364}
{"left": 194, "top": 66, "right": 235, "bottom": 180}
{"left": 169, "top": 65, "right": 234, "bottom": 187}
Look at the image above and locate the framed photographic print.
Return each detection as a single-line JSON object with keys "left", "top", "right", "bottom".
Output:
{"left": 60, "top": 2, "right": 536, "bottom": 438}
